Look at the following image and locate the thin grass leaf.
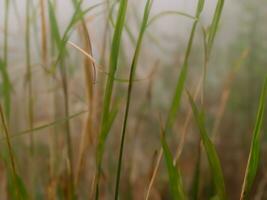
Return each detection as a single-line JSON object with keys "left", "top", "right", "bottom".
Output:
{"left": 0, "top": 59, "right": 12, "bottom": 118}
{"left": 25, "top": 0, "right": 35, "bottom": 154}
{"left": 207, "top": 0, "right": 224, "bottom": 56}
{"left": 0, "top": 110, "right": 87, "bottom": 142}
{"left": 96, "top": 0, "right": 128, "bottom": 190}
{"left": 165, "top": 0, "right": 205, "bottom": 131}
{"left": 147, "top": 11, "right": 196, "bottom": 28}
{"left": 114, "top": 1, "right": 153, "bottom": 199}
{"left": 187, "top": 91, "right": 226, "bottom": 200}
{"left": 48, "top": 0, "right": 61, "bottom": 50}
{"left": 96, "top": 104, "right": 119, "bottom": 166}
{"left": 144, "top": 1, "right": 205, "bottom": 196}
{"left": 160, "top": 124, "right": 186, "bottom": 200}
{"left": 2, "top": 0, "right": 11, "bottom": 118}
{"left": 190, "top": 142, "right": 201, "bottom": 200}
{"left": 94, "top": 0, "right": 128, "bottom": 183}
{"left": 240, "top": 77, "right": 267, "bottom": 200}
{"left": 48, "top": 0, "right": 103, "bottom": 72}
{"left": 14, "top": 174, "right": 29, "bottom": 200}
{"left": 0, "top": 104, "right": 28, "bottom": 199}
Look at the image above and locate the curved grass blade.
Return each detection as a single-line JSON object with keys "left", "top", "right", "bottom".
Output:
{"left": 160, "top": 121, "right": 186, "bottom": 200}
{"left": 240, "top": 77, "right": 267, "bottom": 200}
{"left": 0, "top": 104, "right": 29, "bottom": 199}
{"left": 2, "top": 0, "right": 11, "bottom": 118}
{"left": 147, "top": 11, "right": 196, "bottom": 28}
{"left": 144, "top": 0, "right": 205, "bottom": 196}
{"left": 0, "top": 110, "right": 87, "bottom": 142}
{"left": 48, "top": 0, "right": 104, "bottom": 71}
{"left": 207, "top": 0, "right": 225, "bottom": 56}
{"left": 114, "top": 1, "right": 153, "bottom": 199}
{"left": 95, "top": 0, "right": 128, "bottom": 190}
{"left": 190, "top": 141, "right": 201, "bottom": 200}
{"left": 165, "top": 0, "right": 205, "bottom": 131}
{"left": 0, "top": 59, "right": 12, "bottom": 119}
{"left": 187, "top": 91, "right": 226, "bottom": 200}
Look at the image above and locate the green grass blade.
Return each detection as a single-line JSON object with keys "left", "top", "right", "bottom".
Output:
{"left": 187, "top": 91, "right": 226, "bottom": 200}
{"left": 96, "top": 104, "right": 119, "bottom": 166}
{"left": 48, "top": 0, "right": 61, "bottom": 49}
{"left": 2, "top": 0, "right": 11, "bottom": 118}
{"left": 147, "top": 11, "right": 196, "bottom": 28}
{"left": 51, "top": 1, "right": 103, "bottom": 72}
{"left": 96, "top": 0, "right": 128, "bottom": 173}
{"left": 165, "top": 0, "right": 205, "bottom": 131}
{"left": 114, "top": 1, "right": 153, "bottom": 199}
{"left": 0, "top": 59, "right": 12, "bottom": 119}
{"left": 0, "top": 104, "right": 28, "bottom": 199}
{"left": 0, "top": 110, "right": 87, "bottom": 142}
{"left": 95, "top": 0, "right": 128, "bottom": 198}
{"left": 14, "top": 174, "right": 29, "bottom": 200}
{"left": 160, "top": 126, "right": 187, "bottom": 200}
{"left": 240, "top": 77, "right": 267, "bottom": 200}
{"left": 190, "top": 142, "right": 201, "bottom": 200}
{"left": 207, "top": 0, "right": 224, "bottom": 56}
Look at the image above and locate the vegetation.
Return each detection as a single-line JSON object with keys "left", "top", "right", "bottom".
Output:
{"left": 0, "top": 0, "right": 266, "bottom": 199}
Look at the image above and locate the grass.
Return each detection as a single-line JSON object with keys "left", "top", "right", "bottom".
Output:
{"left": 0, "top": 0, "right": 267, "bottom": 199}
{"left": 187, "top": 91, "right": 226, "bottom": 199}
{"left": 2, "top": 0, "right": 11, "bottom": 119}
{"left": 240, "top": 77, "right": 267, "bottom": 199}
{"left": 114, "top": 1, "right": 153, "bottom": 199}
{"left": 95, "top": 0, "right": 128, "bottom": 198}
{"left": 160, "top": 117, "right": 186, "bottom": 200}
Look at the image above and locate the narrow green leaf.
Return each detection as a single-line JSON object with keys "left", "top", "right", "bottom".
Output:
{"left": 165, "top": 0, "right": 205, "bottom": 131}
{"left": 0, "top": 110, "right": 87, "bottom": 142}
{"left": 240, "top": 77, "right": 267, "bottom": 200}
{"left": 114, "top": 1, "right": 153, "bottom": 199}
{"left": 187, "top": 91, "right": 227, "bottom": 200}
{"left": 160, "top": 128, "right": 186, "bottom": 200}
{"left": 147, "top": 11, "right": 196, "bottom": 28}
{"left": 48, "top": 0, "right": 61, "bottom": 50}
{"left": 96, "top": 0, "right": 128, "bottom": 168}
{"left": 49, "top": 0, "right": 103, "bottom": 71}
{"left": 96, "top": 104, "right": 119, "bottom": 166}
{"left": 0, "top": 59, "right": 12, "bottom": 118}
{"left": 190, "top": 142, "right": 201, "bottom": 200}
{"left": 207, "top": 0, "right": 224, "bottom": 55}
{"left": 15, "top": 174, "right": 29, "bottom": 200}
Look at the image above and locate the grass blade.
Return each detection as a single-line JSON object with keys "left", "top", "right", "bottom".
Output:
{"left": 2, "top": 0, "right": 11, "bottom": 118}
{"left": 165, "top": 0, "right": 205, "bottom": 131}
{"left": 0, "top": 59, "right": 12, "bottom": 119}
{"left": 160, "top": 121, "right": 186, "bottom": 200}
{"left": 114, "top": 0, "right": 153, "bottom": 199}
{"left": 187, "top": 91, "right": 226, "bottom": 199}
{"left": 0, "top": 104, "right": 29, "bottom": 199}
{"left": 240, "top": 77, "right": 267, "bottom": 200}
{"left": 144, "top": 1, "right": 205, "bottom": 195}
{"left": 147, "top": 11, "right": 196, "bottom": 27}
{"left": 207, "top": 0, "right": 224, "bottom": 56}
{"left": 95, "top": 0, "right": 128, "bottom": 197}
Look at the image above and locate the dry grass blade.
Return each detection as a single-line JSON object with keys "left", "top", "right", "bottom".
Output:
{"left": 70, "top": 0, "right": 96, "bottom": 186}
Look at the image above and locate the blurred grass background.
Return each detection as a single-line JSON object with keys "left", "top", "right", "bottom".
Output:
{"left": 0, "top": 0, "right": 267, "bottom": 199}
